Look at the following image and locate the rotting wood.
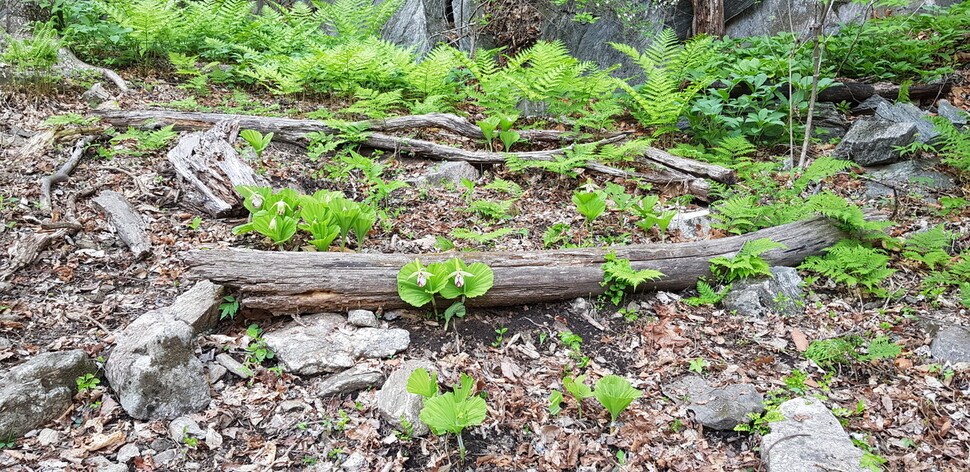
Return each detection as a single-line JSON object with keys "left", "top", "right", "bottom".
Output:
{"left": 185, "top": 216, "right": 847, "bottom": 314}
{"left": 0, "top": 229, "right": 69, "bottom": 282}
{"left": 91, "top": 190, "right": 152, "bottom": 259}
{"left": 166, "top": 120, "right": 267, "bottom": 217}
{"left": 95, "top": 110, "right": 732, "bottom": 197}
{"left": 39, "top": 135, "right": 97, "bottom": 212}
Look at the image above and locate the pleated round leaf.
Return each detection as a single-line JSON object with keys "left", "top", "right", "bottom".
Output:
{"left": 439, "top": 259, "right": 494, "bottom": 299}
{"left": 593, "top": 375, "right": 642, "bottom": 423}
{"left": 397, "top": 260, "right": 448, "bottom": 308}
{"left": 419, "top": 391, "right": 487, "bottom": 436}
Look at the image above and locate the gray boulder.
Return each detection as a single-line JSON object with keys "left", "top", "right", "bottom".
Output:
{"left": 0, "top": 350, "right": 97, "bottom": 438}
{"left": 347, "top": 309, "right": 379, "bottom": 328}
{"left": 375, "top": 360, "right": 434, "bottom": 437}
{"left": 930, "top": 325, "right": 970, "bottom": 364}
{"left": 812, "top": 103, "right": 849, "bottom": 141}
{"left": 874, "top": 101, "right": 940, "bottom": 144}
{"left": 862, "top": 159, "right": 956, "bottom": 200}
{"left": 81, "top": 83, "right": 112, "bottom": 108}
{"left": 315, "top": 365, "right": 385, "bottom": 397}
{"left": 833, "top": 118, "right": 916, "bottom": 166}
{"left": 937, "top": 100, "right": 968, "bottom": 127}
{"left": 105, "top": 281, "right": 223, "bottom": 420}
{"left": 411, "top": 161, "right": 479, "bottom": 188}
{"left": 662, "top": 376, "right": 763, "bottom": 430}
{"left": 263, "top": 313, "right": 410, "bottom": 376}
{"left": 669, "top": 209, "right": 713, "bottom": 240}
{"left": 850, "top": 95, "right": 891, "bottom": 116}
{"left": 762, "top": 397, "right": 868, "bottom": 472}
{"left": 721, "top": 267, "right": 805, "bottom": 317}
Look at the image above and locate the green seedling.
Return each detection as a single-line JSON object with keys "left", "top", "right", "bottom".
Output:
{"left": 76, "top": 373, "right": 100, "bottom": 392}
{"left": 407, "top": 368, "right": 487, "bottom": 461}
{"left": 593, "top": 375, "right": 642, "bottom": 424}
{"left": 240, "top": 129, "right": 274, "bottom": 158}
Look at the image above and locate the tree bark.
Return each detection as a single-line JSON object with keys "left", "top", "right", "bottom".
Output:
{"left": 185, "top": 216, "right": 846, "bottom": 314}
{"left": 91, "top": 190, "right": 152, "bottom": 259}
{"left": 166, "top": 120, "right": 267, "bottom": 217}
{"left": 692, "top": 0, "right": 725, "bottom": 37}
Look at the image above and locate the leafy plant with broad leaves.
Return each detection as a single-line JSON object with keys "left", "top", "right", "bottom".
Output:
{"left": 240, "top": 129, "right": 274, "bottom": 158}
{"left": 573, "top": 189, "right": 607, "bottom": 226}
{"left": 594, "top": 375, "right": 642, "bottom": 424}
{"left": 406, "top": 368, "right": 487, "bottom": 461}
{"left": 397, "top": 258, "right": 495, "bottom": 329}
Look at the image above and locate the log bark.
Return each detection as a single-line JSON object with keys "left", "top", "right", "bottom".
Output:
{"left": 91, "top": 190, "right": 152, "bottom": 259}
{"left": 0, "top": 229, "right": 69, "bottom": 282}
{"left": 692, "top": 0, "right": 725, "bottom": 37}
{"left": 166, "top": 120, "right": 267, "bottom": 217}
{"left": 95, "top": 109, "right": 732, "bottom": 197}
{"left": 185, "top": 216, "right": 846, "bottom": 314}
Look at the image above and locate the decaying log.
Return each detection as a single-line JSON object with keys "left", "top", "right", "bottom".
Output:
{"left": 95, "top": 110, "right": 730, "bottom": 197}
{"left": 365, "top": 113, "right": 588, "bottom": 143}
{"left": 185, "top": 216, "right": 846, "bottom": 314}
{"left": 166, "top": 120, "right": 267, "bottom": 217}
{"left": 0, "top": 229, "right": 69, "bottom": 282}
{"left": 91, "top": 190, "right": 152, "bottom": 259}
{"left": 39, "top": 135, "right": 96, "bottom": 212}
{"left": 713, "top": 79, "right": 954, "bottom": 104}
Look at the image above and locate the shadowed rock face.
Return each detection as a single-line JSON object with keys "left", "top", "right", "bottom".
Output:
{"left": 0, "top": 350, "right": 98, "bottom": 438}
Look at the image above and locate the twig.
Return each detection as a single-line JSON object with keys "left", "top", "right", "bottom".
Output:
{"left": 101, "top": 165, "right": 151, "bottom": 197}
{"left": 39, "top": 136, "right": 97, "bottom": 213}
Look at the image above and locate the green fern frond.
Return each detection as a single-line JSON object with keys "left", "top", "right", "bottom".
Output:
{"left": 799, "top": 239, "right": 895, "bottom": 296}
{"left": 794, "top": 157, "right": 854, "bottom": 192}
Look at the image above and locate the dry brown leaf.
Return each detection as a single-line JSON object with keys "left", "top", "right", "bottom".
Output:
{"left": 85, "top": 430, "right": 126, "bottom": 452}
{"left": 791, "top": 328, "right": 810, "bottom": 352}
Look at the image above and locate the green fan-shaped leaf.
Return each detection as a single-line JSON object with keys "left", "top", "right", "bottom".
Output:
{"left": 396, "top": 259, "right": 449, "bottom": 307}
{"left": 252, "top": 213, "right": 298, "bottom": 244}
{"left": 419, "top": 391, "right": 487, "bottom": 436}
{"left": 438, "top": 259, "right": 494, "bottom": 299}
{"left": 594, "top": 375, "right": 642, "bottom": 423}
{"left": 405, "top": 368, "right": 438, "bottom": 399}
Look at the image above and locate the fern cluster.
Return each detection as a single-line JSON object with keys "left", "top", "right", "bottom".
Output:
{"left": 799, "top": 239, "right": 895, "bottom": 297}
{"left": 929, "top": 116, "right": 970, "bottom": 173}
{"left": 709, "top": 238, "right": 786, "bottom": 282}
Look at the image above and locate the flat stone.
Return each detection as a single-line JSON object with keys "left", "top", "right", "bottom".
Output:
{"left": 153, "top": 448, "right": 179, "bottom": 466}
{"left": 412, "top": 161, "right": 479, "bottom": 187}
{"left": 263, "top": 313, "right": 410, "bottom": 376}
{"left": 0, "top": 350, "right": 97, "bottom": 438}
{"left": 169, "top": 280, "right": 224, "bottom": 334}
{"left": 937, "top": 100, "right": 968, "bottom": 126}
{"left": 662, "top": 376, "right": 764, "bottom": 430}
{"left": 834, "top": 119, "right": 917, "bottom": 166}
{"left": 315, "top": 365, "right": 385, "bottom": 397}
{"left": 347, "top": 309, "right": 378, "bottom": 328}
{"left": 721, "top": 267, "right": 805, "bottom": 317}
{"left": 81, "top": 83, "right": 112, "bottom": 107}
{"left": 169, "top": 416, "right": 205, "bottom": 442}
{"left": 850, "top": 95, "right": 891, "bottom": 115}
{"left": 863, "top": 159, "right": 956, "bottom": 199}
{"left": 375, "top": 360, "right": 434, "bottom": 437}
{"left": 116, "top": 443, "right": 140, "bottom": 463}
{"left": 875, "top": 101, "right": 939, "bottom": 144}
{"left": 341, "top": 452, "right": 367, "bottom": 472}
{"left": 762, "top": 397, "right": 868, "bottom": 472}
{"left": 215, "top": 353, "right": 252, "bottom": 378}
{"left": 930, "top": 325, "right": 970, "bottom": 364}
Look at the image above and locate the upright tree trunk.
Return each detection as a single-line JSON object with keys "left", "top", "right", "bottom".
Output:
{"left": 692, "top": 0, "right": 725, "bottom": 37}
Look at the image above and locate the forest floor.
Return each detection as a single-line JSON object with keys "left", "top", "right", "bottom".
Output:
{"left": 0, "top": 68, "right": 969, "bottom": 472}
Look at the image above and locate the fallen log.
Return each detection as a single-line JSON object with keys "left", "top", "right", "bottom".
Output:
{"left": 166, "top": 120, "right": 267, "bottom": 217}
{"left": 185, "top": 216, "right": 846, "bottom": 314}
{"left": 95, "top": 109, "right": 732, "bottom": 197}
{"left": 91, "top": 190, "right": 152, "bottom": 259}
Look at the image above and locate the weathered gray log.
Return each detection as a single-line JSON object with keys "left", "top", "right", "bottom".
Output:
{"left": 96, "top": 110, "right": 726, "bottom": 197}
{"left": 91, "top": 190, "right": 151, "bottom": 259}
{"left": 185, "top": 216, "right": 846, "bottom": 314}
{"left": 0, "top": 229, "right": 69, "bottom": 282}
{"left": 166, "top": 120, "right": 267, "bottom": 217}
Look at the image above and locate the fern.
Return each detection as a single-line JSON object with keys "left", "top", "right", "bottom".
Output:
{"left": 929, "top": 116, "right": 970, "bottom": 172}
{"left": 313, "top": 0, "right": 405, "bottom": 39}
{"left": 709, "top": 238, "right": 787, "bottom": 282}
{"left": 793, "top": 157, "right": 854, "bottom": 193}
{"left": 904, "top": 225, "right": 954, "bottom": 270}
{"left": 799, "top": 239, "right": 895, "bottom": 297}
{"left": 710, "top": 195, "right": 777, "bottom": 235}
{"left": 808, "top": 191, "right": 894, "bottom": 239}
{"left": 684, "top": 278, "right": 731, "bottom": 306}
{"left": 601, "top": 252, "right": 665, "bottom": 305}
{"left": 97, "top": 0, "right": 181, "bottom": 57}
{"left": 450, "top": 227, "right": 526, "bottom": 245}
{"left": 408, "top": 45, "right": 465, "bottom": 96}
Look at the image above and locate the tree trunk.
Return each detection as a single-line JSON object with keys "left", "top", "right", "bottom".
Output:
{"left": 185, "top": 216, "right": 846, "bottom": 314}
{"left": 692, "top": 0, "right": 725, "bottom": 37}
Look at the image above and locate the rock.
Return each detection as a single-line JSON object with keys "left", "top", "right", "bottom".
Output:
{"left": 662, "top": 376, "right": 764, "bottom": 430}
{"left": 341, "top": 452, "right": 367, "bottom": 472}
{"left": 100, "top": 463, "right": 128, "bottom": 472}
{"left": 850, "top": 95, "right": 891, "bottom": 115}
{"left": 762, "top": 397, "right": 868, "bottom": 472}
{"left": 105, "top": 280, "right": 224, "bottom": 420}
{"left": 116, "top": 443, "right": 140, "bottom": 463}
{"left": 862, "top": 159, "right": 956, "bottom": 200}
{"left": 812, "top": 103, "right": 849, "bottom": 141}
{"left": 570, "top": 297, "right": 592, "bottom": 316}
{"left": 81, "top": 83, "right": 112, "bottom": 107}
{"left": 721, "top": 267, "right": 805, "bottom": 317}
{"left": 0, "top": 336, "right": 12, "bottom": 349}
{"left": 375, "top": 360, "right": 434, "bottom": 437}
{"left": 833, "top": 119, "right": 917, "bottom": 166}
{"left": 215, "top": 353, "right": 251, "bottom": 378}
{"left": 36, "top": 428, "right": 58, "bottom": 446}
{"left": 412, "top": 161, "right": 479, "bottom": 188}
{"left": 0, "top": 350, "right": 97, "bottom": 438}
{"left": 263, "top": 313, "right": 410, "bottom": 376}
{"left": 669, "top": 209, "right": 713, "bottom": 239}
{"left": 206, "top": 363, "right": 227, "bottom": 383}
{"left": 315, "top": 365, "right": 385, "bottom": 397}
{"left": 937, "top": 100, "right": 968, "bottom": 127}
{"left": 348, "top": 309, "right": 378, "bottom": 328}
{"left": 874, "top": 101, "right": 940, "bottom": 144}
{"left": 153, "top": 448, "right": 179, "bottom": 466}
{"left": 930, "top": 325, "right": 970, "bottom": 364}
{"left": 169, "top": 416, "right": 205, "bottom": 442}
